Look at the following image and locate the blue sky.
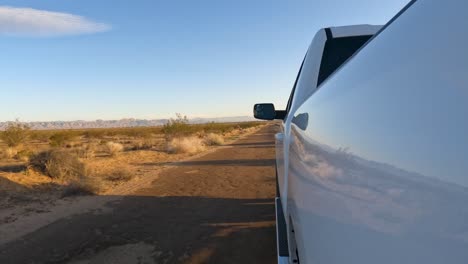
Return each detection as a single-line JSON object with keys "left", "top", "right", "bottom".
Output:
{"left": 0, "top": 0, "right": 409, "bottom": 121}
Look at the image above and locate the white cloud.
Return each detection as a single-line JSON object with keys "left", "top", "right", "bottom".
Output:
{"left": 0, "top": 6, "right": 111, "bottom": 36}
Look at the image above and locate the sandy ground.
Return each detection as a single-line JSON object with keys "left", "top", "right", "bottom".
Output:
{"left": 0, "top": 124, "right": 278, "bottom": 263}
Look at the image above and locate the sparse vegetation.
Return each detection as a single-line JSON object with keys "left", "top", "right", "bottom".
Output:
{"left": 0, "top": 119, "right": 266, "bottom": 238}
{"left": 105, "top": 168, "right": 134, "bottom": 182}
{"left": 1, "top": 147, "right": 18, "bottom": 159}
{"left": 0, "top": 121, "right": 30, "bottom": 147}
{"left": 204, "top": 133, "right": 224, "bottom": 146}
{"left": 167, "top": 136, "right": 206, "bottom": 154}
{"left": 131, "top": 138, "right": 155, "bottom": 150}
{"left": 29, "top": 130, "right": 53, "bottom": 143}
{"left": 16, "top": 149, "right": 34, "bottom": 162}
{"left": 49, "top": 131, "right": 76, "bottom": 147}
{"left": 0, "top": 120, "right": 264, "bottom": 213}
{"left": 21, "top": 121, "right": 262, "bottom": 143}
{"left": 162, "top": 113, "right": 191, "bottom": 138}
{"left": 73, "top": 143, "right": 97, "bottom": 159}
{"left": 104, "top": 142, "right": 124, "bottom": 156}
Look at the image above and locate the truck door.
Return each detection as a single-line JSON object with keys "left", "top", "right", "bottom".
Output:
{"left": 287, "top": 32, "right": 378, "bottom": 262}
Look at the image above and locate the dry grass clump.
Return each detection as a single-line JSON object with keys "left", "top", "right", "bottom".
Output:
{"left": 167, "top": 136, "right": 206, "bottom": 154}
{"left": 131, "top": 138, "right": 155, "bottom": 150}
{"left": 240, "top": 126, "right": 259, "bottom": 134}
{"left": 0, "top": 147, "right": 34, "bottom": 161}
{"left": 73, "top": 143, "right": 97, "bottom": 159}
{"left": 204, "top": 133, "right": 224, "bottom": 146}
{"left": 105, "top": 168, "right": 134, "bottom": 182}
{"left": 1, "top": 147, "right": 18, "bottom": 159}
{"left": 16, "top": 149, "right": 34, "bottom": 162}
{"left": 104, "top": 142, "right": 124, "bottom": 156}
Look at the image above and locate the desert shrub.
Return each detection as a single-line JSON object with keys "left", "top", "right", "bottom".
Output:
{"left": 200, "top": 122, "right": 234, "bottom": 134}
{"left": 49, "top": 121, "right": 260, "bottom": 143}
{"left": 131, "top": 138, "right": 156, "bottom": 150}
{"left": 162, "top": 113, "right": 192, "bottom": 138}
{"left": 238, "top": 126, "right": 257, "bottom": 134}
{"left": 163, "top": 120, "right": 262, "bottom": 138}
{"left": 29, "top": 150, "right": 86, "bottom": 180}
{"left": 1, "top": 147, "right": 18, "bottom": 159}
{"left": 122, "top": 128, "right": 154, "bottom": 138}
{"left": 167, "top": 136, "right": 205, "bottom": 154}
{"left": 83, "top": 129, "right": 106, "bottom": 139}
{"left": 104, "top": 142, "right": 124, "bottom": 156}
{"left": 204, "top": 133, "right": 224, "bottom": 146}
{"left": 0, "top": 122, "right": 30, "bottom": 147}
{"left": 105, "top": 168, "right": 134, "bottom": 182}
{"left": 29, "top": 131, "right": 53, "bottom": 143}
{"left": 49, "top": 131, "right": 76, "bottom": 147}
{"left": 131, "top": 140, "right": 145, "bottom": 150}
{"left": 73, "top": 143, "right": 97, "bottom": 159}
{"left": 195, "top": 121, "right": 260, "bottom": 134}
{"left": 82, "top": 127, "right": 159, "bottom": 139}
{"left": 195, "top": 130, "right": 206, "bottom": 138}
{"left": 27, "top": 149, "right": 99, "bottom": 197}
{"left": 15, "top": 149, "right": 34, "bottom": 162}
{"left": 236, "top": 121, "right": 263, "bottom": 129}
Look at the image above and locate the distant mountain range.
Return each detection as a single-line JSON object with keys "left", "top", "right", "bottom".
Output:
{"left": 0, "top": 116, "right": 257, "bottom": 130}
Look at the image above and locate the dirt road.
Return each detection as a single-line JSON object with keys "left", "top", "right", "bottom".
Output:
{"left": 0, "top": 124, "right": 278, "bottom": 264}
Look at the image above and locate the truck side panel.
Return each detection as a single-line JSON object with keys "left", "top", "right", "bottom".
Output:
{"left": 288, "top": 0, "right": 468, "bottom": 263}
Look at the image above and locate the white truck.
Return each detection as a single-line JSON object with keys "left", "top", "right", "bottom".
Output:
{"left": 255, "top": 0, "right": 468, "bottom": 263}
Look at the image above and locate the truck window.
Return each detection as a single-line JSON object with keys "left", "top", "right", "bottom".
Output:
{"left": 317, "top": 35, "right": 372, "bottom": 87}
{"left": 284, "top": 57, "right": 306, "bottom": 121}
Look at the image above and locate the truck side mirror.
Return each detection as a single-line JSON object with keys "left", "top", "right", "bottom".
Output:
{"left": 253, "top": 103, "right": 286, "bottom": 120}
{"left": 253, "top": 103, "right": 276, "bottom": 120}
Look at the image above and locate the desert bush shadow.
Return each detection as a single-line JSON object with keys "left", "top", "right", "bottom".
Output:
{"left": 0, "top": 164, "right": 27, "bottom": 173}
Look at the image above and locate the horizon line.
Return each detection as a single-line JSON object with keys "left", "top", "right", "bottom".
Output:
{"left": 0, "top": 115, "right": 255, "bottom": 123}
